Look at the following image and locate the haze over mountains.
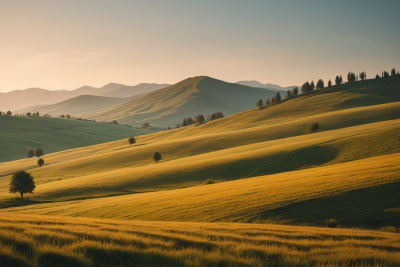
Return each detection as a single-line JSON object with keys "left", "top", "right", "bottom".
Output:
{"left": 83, "top": 76, "right": 281, "bottom": 126}
{"left": 236, "top": 80, "right": 299, "bottom": 91}
{"left": 1, "top": 83, "right": 170, "bottom": 112}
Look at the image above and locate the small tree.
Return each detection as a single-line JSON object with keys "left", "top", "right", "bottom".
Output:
{"left": 26, "top": 112, "right": 31, "bottom": 116}
{"left": 152, "top": 151, "right": 162, "bottom": 163}
{"left": 391, "top": 68, "right": 396, "bottom": 76}
{"left": 256, "top": 99, "right": 263, "bottom": 109}
{"left": 316, "top": 79, "right": 324, "bottom": 90}
{"left": 176, "top": 123, "right": 180, "bottom": 128}
{"left": 34, "top": 148, "right": 44, "bottom": 157}
{"left": 195, "top": 114, "right": 205, "bottom": 124}
{"left": 66, "top": 114, "right": 71, "bottom": 119}
{"left": 266, "top": 98, "right": 270, "bottom": 105}
{"left": 328, "top": 80, "right": 332, "bottom": 87}
{"left": 128, "top": 136, "right": 136, "bottom": 147}
{"left": 359, "top": 71, "right": 366, "bottom": 80}
{"left": 375, "top": 74, "right": 380, "bottom": 79}
{"left": 292, "top": 87, "right": 298, "bottom": 96}
{"left": 6, "top": 110, "right": 12, "bottom": 116}
{"left": 383, "top": 71, "right": 389, "bottom": 78}
{"left": 141, "top": 122, "right": 150, "bottom": 128}
{"left": 310, "top": 81, "right": 315, "bottom": 91}
{"left": 60, "top": 114, "right": 65, "bottom": 118}
{"left": 37, "top": 158, "right": 44, "bottom": 167}
{"left": 9, "top": 170, "right": 36, "bottom": 200}
{"left": 301, "top": 82, "right": 311, "bottom": 94}
{"left": 287, "top": 90, "right": 292, "bottom": 98}
{"left": 306, "top": 123, "right": 319, "bottom": 134}
{"left": 275, "top": 92, "right": 281, "bottom": 102}
{"left": 110, "top": 120, "right": 118, "bottom": 124}
{"left": 27, "top": 149, "right": 34, "bottom": 158}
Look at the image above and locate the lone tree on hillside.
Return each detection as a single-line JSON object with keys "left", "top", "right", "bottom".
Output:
{"left": 195, "top": 114, "right": 205, "bottom": 124}
{"left": 391, "top": 68, "right": 396, "bottom": 76}
{"left": 141, "top": 122, "right": 150, "bottom": 129}
{"left": 9, "top": 170, "right": 36, "bottom": 200}
{"left": 306, "top": 123, "right": 320, "bottom": 134}
{"left": 328, "top": 80, "right": 332, "bottom": 87}
{"left": 34, "top": 149, "right": 44, "bottom": 157}
{"left": 292, "top": 87, "right": 298, "bottom": 96}
{"left": 128, "top": 136, "right": 136, "bottom": 147}
{"left": 37, "top": 158, "right": 44, "bottom": 167}
{"left": 256, "top": 99, "right": 263, "bottom": 109}
{"left": 375, "top": 74, "right": 380, "bottom": 79}
{"left": 27, "top": 149, "right": 34, "bottom": 158}
{"left": 152, "top": 151, "right": 162, "bottom": 163}
{"left": 316, "top": 79, "right": 324, "bottom": 90}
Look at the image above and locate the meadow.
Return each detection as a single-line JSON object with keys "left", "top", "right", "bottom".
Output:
{"left": 1, "top": 212, "right": 399, "bottom": 267}
{"left": 1, "top": 76, "right": 400, "bottom": 266}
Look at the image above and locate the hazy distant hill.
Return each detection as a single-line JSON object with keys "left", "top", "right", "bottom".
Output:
{"left": 236, "top": 80, "right": 299, "bottom": 91}
{"left": 104, "top": 83, "right": 170, "bottom": 98}
{"left": 1, "top": 83, "right": 169, "bottom": 112}
{"left": 85, "top": 76, "right": 280, "bottom": 126}
{"left": 15, "top": 95, "right": 127, "bottom": 117}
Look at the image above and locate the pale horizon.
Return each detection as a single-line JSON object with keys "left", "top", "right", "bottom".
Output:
{"left": 1, "top": 0, "right": 399, "bottom": 92}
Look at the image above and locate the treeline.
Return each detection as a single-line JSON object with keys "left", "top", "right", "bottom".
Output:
{"left": 256, "top": 91, "right": 288, "bottom": 109}
{"left": 181, "top": 111, "right": 224, "bottom": 127}
{"left": 0, "top": 111, "right": 51, "bottom": 117}
{"left": 59, "top": 114, "right": 96, "bottom": 122}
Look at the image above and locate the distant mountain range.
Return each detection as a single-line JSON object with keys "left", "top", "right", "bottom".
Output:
{"left": 1, "top": 83, "right": 170, "bottom": 112}
{"left": 83, "top": 76, "right": 280, "bottom": 126}
{"left": 236, "top": 80, "right": 299, "bottom": 91}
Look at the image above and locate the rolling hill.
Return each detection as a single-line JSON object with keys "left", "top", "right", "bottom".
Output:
{"left": 85, "top": 76, "right": 281, "bottom": 127}
{"left": 103, "top": 83, "right": 170, "bottom": 98}
{"left": 14, "top": 95, "right": 127, "bottom": 117}
{"left": 0, "top": 116, "right": 153, "bottom": 162}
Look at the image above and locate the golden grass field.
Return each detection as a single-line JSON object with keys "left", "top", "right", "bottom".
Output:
{"left": 1, "top": 76, "right": 400, "bottom": 266}
{"left": 1, "top": 212, "right": 399, "bottom": 267}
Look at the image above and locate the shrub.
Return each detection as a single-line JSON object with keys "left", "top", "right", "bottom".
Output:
{"left": 27, "top": 149, "right": 34, "bottom": 158}
{"left": 128, "top": 137, "right": 136, "bottom": 147}
{"left": 324, "top": 219, "right": 338, "bottom": 228}
{"left": 305, "top": 123, "right": 319, "bottom": 134}
{"left": 141, "top": 122, "right": 150, "bottom": 128}
{"left": 205, "top": 179, "right": 215, "bottom": 184}
{"left": 34, "top": 148, "right": 44, "bottom": 157}
{"left": 110, "top": 120, "right": 118, "bottom": 124}
{"left": 152, "top": 151, "right": 162, "bottom": 163}
{"left": 256, "top": 99, "right": 263, "bottom": 109}
{"left": 375, "top": 74, "right": 380, "bottom": 79}
{"left": 194, "top": 114, "right": 205, "bottom": 124}
{"left": 37, "top": 158, "right": 44, "bottom": 167}
{"left": 9, "top": 170, "right": 36, "bottom": 200}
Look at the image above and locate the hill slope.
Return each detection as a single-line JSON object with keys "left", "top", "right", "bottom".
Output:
{"left": 14, "top": 95, "right": 126, "bottom": 116}
{"left": 0, "top": 116, "right": 152, "bottom": 162}
{"left": 86, "top": 76, "right": 280, "bottom": 126}
{"left": 236, "top": 80, "right": 299, "bottom": 91}
{"left": 104, "top": 83, "right": 170, "bottom": 98}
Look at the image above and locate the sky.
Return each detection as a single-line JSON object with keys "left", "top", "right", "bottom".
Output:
{"left": 0, "top": 0, "right": 399, "bottom": 92}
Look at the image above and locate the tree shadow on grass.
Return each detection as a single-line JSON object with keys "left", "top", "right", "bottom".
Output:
{"left": 257, "top": 182, "right": 400, "bottom": 229}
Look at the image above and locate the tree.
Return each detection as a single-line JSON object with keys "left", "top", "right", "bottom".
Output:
{"left": 34, "top": 148, "right": 44, "bottom": 157}
{"left": 292, "top": 87, "right": 298, "bottom": 96}
{"left": 6, "top": 110, "right": 12, "bottom": 116}
{"left": 60, "top": 114, "right": 65, "bottom": 118}
{"left": 359, "top": 71, "right": 366, "bottom": 80}
{"left": 275, "top": 92, "right": 281, "bottom": 103}
{"left": 9, "top": 170, "right": 36, "bottom": 200}
{"left": 266, "top": 98, "right": 270, "bottom": 105}
{"left": 383, "top": 71, "right": 389, "bottom": 78}
{"left": 26, "top": 112, "right": 31, "bottom": 116}
{"left": 195, "top": 114, "right": 205, "bottom": 124}
{"left": 328, "top": 80, "right": 332, "bottom": 87}
{"left": 347, "top": 72, "right": 356, "bottom": 83}
{"left": 152, "top": 151, "right": 162, "bottom": 163}
{"left": 0, "top": 111, "right": 2, "bottom": 116}
{"left": 271, "top": 96, "right": 276, "bottom": 103}
{"left": 310, "top": 81, "right": 315, "bottom": 91}
{"left": 375, "top": 74, "right": 380, "bottom": 79}
{"left": 335, "top": 75, "right": 341, "bottom": 85}
{"left": 286, "top": 90, "right": 292, "bottom": 98}
{"left": 37, "top": 158, "right": 44, "bottom": 167}
{"left": 256, "top": 99, "right": 263, "bottom": 109}
{"left": 110, "top": 120, "right": 118, "bottom": 124}
{"left": 316, "top": 79, "right": 324, "bottom": 90}
{"left": 301, "top": 82, "right": 310, "bottom": 94}
{"left": 305, "top": 123, "right": 319, "bottom": 134}
{"left": 176, "top": 123, "right": 180, "bottom": 128}
{"left": 183, "top": 118, "right": 187, "bottom": 126}
{"left": 27, "top": 149, "right": 34, "bottom": 158}
{"left": 391, "top": 68, "right": 396, "bottom": 76}
{"left": 66, "top": 114, "right": 71, "bottom": 119}
{"left": 128, "top": 136, "right": 136, "bottom": 147}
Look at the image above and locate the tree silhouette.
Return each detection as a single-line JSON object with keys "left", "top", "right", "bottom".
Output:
{"left": 316, "top": 79, "right": 324, "bottom": 90}
{"left": 34, "top": 149, "right": 44, "bottom": 157}
{"left": 306, "top": 123, "right": 320, "bottom": 134}
{"left": 391, "top": 68, "right": 396, "bottom": 76}
{"left": 141, "top": 122, "right": 150, "bottom": 128}
{"left": 292, "top": 87, "right": 298, "bottom": 96}
{"left": 195, "top": 114, "right": 205, "bottom": 124}
{"left": 152, "top": 151, "right": 162, "bottom": 163}
{"left": 359, "top": 71, "right": 366, "bottom": 80}
{"left": 286, "top": 90, "right": 292, "bottom": 98}
{"left": 310, "top": 81, "right": 315, "bottom": 91}
{"left": 37, "top": 158, "right": 44, "bottom": 167}
{"left": 27, "top": 149, "right": 34, "bottom": 158}
{"left": 301, "top": 82, "right": 311, "bottom": 93}
{"left": 256, "top": 99, "right": 263, "bottom": 109}
{"left": 328, "top": 80, "right": 332, "bottom": 87}
{"left": 383, "top": 71, "right": 389, "bottom": 78}
{"left": 6, "top": 111, "right": 12, "bottom": 116}
{"left": 275, "top": 92, "right": 281, "bottom": 102}
{"left": 9, "top": 170, "right": 36, "bottom": 200}
{"left": 266, "top": 98, "right": 270, "bottom": 105}
{"left": 128, "top": 136, "right": 136, "bottom": 147}
{"left": 347, "top": 72, "right": 356, "bottom": 83}
{"left": 176, "top": 123, "right": 180, "bottom": 128}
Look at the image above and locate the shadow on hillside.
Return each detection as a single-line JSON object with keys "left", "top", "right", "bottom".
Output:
{"left": 257, "top": 182, "right": 400, "bottom": 228}
{"left": 0, "top": 199, "right": 56, "bottom": 209}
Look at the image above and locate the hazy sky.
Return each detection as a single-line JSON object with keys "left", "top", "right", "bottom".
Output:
{"left": 1, "top": 0, "right": 399, "bottom": 92}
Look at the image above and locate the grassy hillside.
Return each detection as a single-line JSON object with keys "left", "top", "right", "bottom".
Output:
{"left": 1, "top": 213, "right": 399, "bottom": 267}
{"left": 86, "top": 76, "right": 280, "bottom": 127}
{"left": 104, "top": 83, "right": 170, "bottom": 98}
{"left": 0, "top": 116, "right": 152, "bottom": 162}
{"left": 15, "top": 95, "right": 126, "bottom": 117}
{"left": 3, "top": 152, "right": 400, "bottom": 228}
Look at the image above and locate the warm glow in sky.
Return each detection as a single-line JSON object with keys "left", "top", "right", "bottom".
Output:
{"left": 1, "top": 0, "right": 399, "bottom": 92}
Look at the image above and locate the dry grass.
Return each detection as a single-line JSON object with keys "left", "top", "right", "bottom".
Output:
{"left": 0, "top": 212, "right": 399, "bottom": 267}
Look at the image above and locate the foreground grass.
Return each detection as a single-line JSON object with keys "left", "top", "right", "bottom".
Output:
{"left": 0, "top": 212, "right": 399, "bottom": 267}
{"left": 4, "top": 153, "right": 400, "bottom": 228}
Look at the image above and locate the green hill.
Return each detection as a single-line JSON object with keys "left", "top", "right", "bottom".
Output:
{"left": 85, "top": 76, "right": 280, "bottom": 127}
{"left": 0, "top": 116, "right": 152, "bottom": 162}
